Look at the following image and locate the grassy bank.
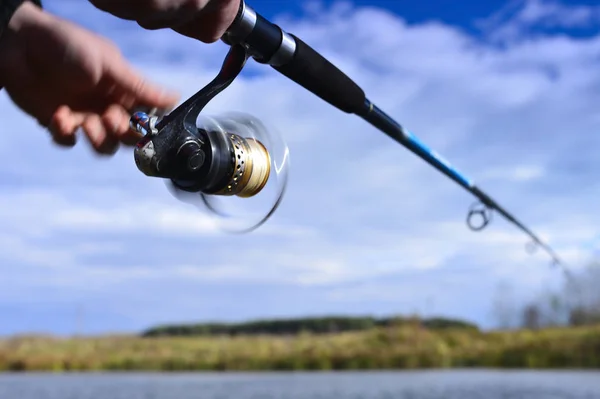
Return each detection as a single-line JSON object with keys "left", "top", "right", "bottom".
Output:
{"left": 1, "top": 323, "right": 600, "bottom": 372}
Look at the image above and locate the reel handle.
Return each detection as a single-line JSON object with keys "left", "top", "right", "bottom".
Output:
{"left": 223, "top": 1, "right": 366, "bottom": 115}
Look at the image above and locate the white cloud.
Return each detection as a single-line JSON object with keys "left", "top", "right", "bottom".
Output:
{"left": 1, "top": 0, "right": 600, "bottom": 334}
{"left": 476, "top": 0, "right": 600, "bottom": 42}
{"left": 480, "top": 165, "right": 545, "bottom": 182}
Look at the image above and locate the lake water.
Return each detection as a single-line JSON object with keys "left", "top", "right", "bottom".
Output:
{"left": 0, "top": 370, "right": 598, "bottom": 399}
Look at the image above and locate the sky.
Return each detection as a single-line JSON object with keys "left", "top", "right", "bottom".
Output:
{"left": 1, "top": 0, "right": 600, "bottom": 336}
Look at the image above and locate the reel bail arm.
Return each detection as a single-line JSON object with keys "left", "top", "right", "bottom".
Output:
{"left": 131, "top": 44, "right": 251, "bottom": 193}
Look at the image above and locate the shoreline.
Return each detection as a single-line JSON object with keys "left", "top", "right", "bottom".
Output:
{"left": 2, "top": 324, "right": 599, "bottom": 372}
{"left": 1, "top": 369, "right": 600, "bottom": 375}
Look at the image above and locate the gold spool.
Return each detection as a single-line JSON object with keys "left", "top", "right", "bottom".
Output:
{"left": 215, "top": 134, "right": 271, "bottom": 198}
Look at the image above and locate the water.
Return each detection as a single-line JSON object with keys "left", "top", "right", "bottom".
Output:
{"left": 0, "top": 370, "right": 599, "bottom": 399}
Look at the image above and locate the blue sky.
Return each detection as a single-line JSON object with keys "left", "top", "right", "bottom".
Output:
{"left": 2, "top": 0, "right": 600, "bottom": 335}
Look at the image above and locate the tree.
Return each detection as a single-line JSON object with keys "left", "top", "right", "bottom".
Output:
{"left": 491, "top": 281, "right": 520, "bottom": 329}
{"left": 521, "top": 303, "right": 541, "bottom": 330}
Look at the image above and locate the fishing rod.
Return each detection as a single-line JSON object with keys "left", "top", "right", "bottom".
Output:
{"left": 129, "top": 1, "right": 567, "bottom": 271}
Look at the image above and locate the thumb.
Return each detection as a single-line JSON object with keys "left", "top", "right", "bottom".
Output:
{"left": 107, "top": 57, "right": 180, "bottom": 111}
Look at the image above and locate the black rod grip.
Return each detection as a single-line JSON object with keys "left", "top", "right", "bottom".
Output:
{"left": 245, "top": 13, "right": 281, "bottom": 63}
{"left": 226, "top": 2, "right": 366, "bottom": 114}
{"left": 227, "top": 2, "right": 282, "bottom": 63}
{"left": 272, "top": 35, "right": 366, "bottom": 115}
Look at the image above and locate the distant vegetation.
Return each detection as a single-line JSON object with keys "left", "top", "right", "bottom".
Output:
{"left": 141, "top": 316, "right": 479, "bottom": 337}
{"left": 1, "top": 321, "right": 600, "bottom": 372}
{"left": 493, "top": 260, "right": 600, "bottom": 331}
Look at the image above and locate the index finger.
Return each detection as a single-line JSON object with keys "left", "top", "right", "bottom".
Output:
{"left": 107, "top": 57, "right": 180, "bottom": 111}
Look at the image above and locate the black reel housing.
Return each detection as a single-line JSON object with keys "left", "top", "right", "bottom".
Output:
{"left": 172, "top": 128, "right": 235, "bottom": 195}
{"left": 132, "top": 44, "right": 271, "bottom": 199}
{"left": 135, "top": 126, "right": 234, "bottom": 194}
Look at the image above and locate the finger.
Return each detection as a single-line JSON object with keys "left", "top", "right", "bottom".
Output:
{"left": 107, "top": 59, "right": 180, "bottom": 111}
{"left": 173, "top": 0, "right": 240, "bottom": 43}
{"left": 88, "top": 0, "right": 156, "bottom": 21}
{"left": 101, "top": 104, "right": 130, "bottom": 136}
{"left": 82, "top": 114, "right": 119, "bottom": 155}
{"left": 101, "top": 104, "right": 143, "bottom": 146}
{"left": 136, "top": 3, "right": 203, "bottom": 30}
{"left": 48, "top": 105, "right": 85, "bottom": 147}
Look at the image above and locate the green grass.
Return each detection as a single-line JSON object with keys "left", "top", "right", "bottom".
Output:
{"left": 1, "top": 323, "right": 599, "bottom": 372}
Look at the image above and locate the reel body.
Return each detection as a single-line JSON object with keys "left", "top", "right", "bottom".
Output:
{"left": 130, "top": 44, "right": 289, "bottom": 233}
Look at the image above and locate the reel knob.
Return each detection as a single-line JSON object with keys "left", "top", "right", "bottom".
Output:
{"left": 177, "top": 140, "right": 205, "bottom": 173}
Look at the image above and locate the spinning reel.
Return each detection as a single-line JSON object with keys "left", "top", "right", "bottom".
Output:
{"left": 129, "top": 44, "right": 289, "bottom": 233}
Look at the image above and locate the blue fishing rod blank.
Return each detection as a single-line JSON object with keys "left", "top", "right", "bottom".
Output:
{"left": 220, "top": 1, "right": 566, "bottom": 270}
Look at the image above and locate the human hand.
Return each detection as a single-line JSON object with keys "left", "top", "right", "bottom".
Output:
{"left": 0, "top": 2, "right": 179, "bottom": 155}
{"left": 88, "top": 0, "right": 240, "bottom": 43}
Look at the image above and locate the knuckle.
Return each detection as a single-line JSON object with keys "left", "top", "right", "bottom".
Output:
{"left": 92, "top": 137, "right": 109, "bottom": 152}
{"left": 131, "top": 78, "right": 149, "bottom": 97}
{"left": 98, "top": 143, "right": 119, "bottom": 156}
{"left": 101, "top": 111, "right": 120, "bottom": 129}
{"left": 51, "top": 131, "right": 76, "bottom": 147}
{"left": 204, "top": 27, "right": 227, "bottom": 43}
{"left": 49, "top": 115, "right": 71, "bottom": 136}
{"left": 206, "top": 33, "right": 223, "bottom": 43}
{"left": 148, "top": 0, "right": 166, "bottom": 10}
{"left": 137, "top": 19, "right": 166, "bottom": 30}
{"left": 191, "top": 0, "right": 209, "bottom": 10}
{"left": 190, "top": 27, "right": 226, "bottom": 43}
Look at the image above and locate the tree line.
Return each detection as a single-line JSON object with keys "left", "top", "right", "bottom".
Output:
{"left": 140, "top": 315, "right": 479, "bottom": 337}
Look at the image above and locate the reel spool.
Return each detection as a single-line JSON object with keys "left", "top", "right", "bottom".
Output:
{"left": 129, "top": 44, "right": 290, "bottom": 233}
{"left": 164, "top": 112, "right": 289, "bottom": 233}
